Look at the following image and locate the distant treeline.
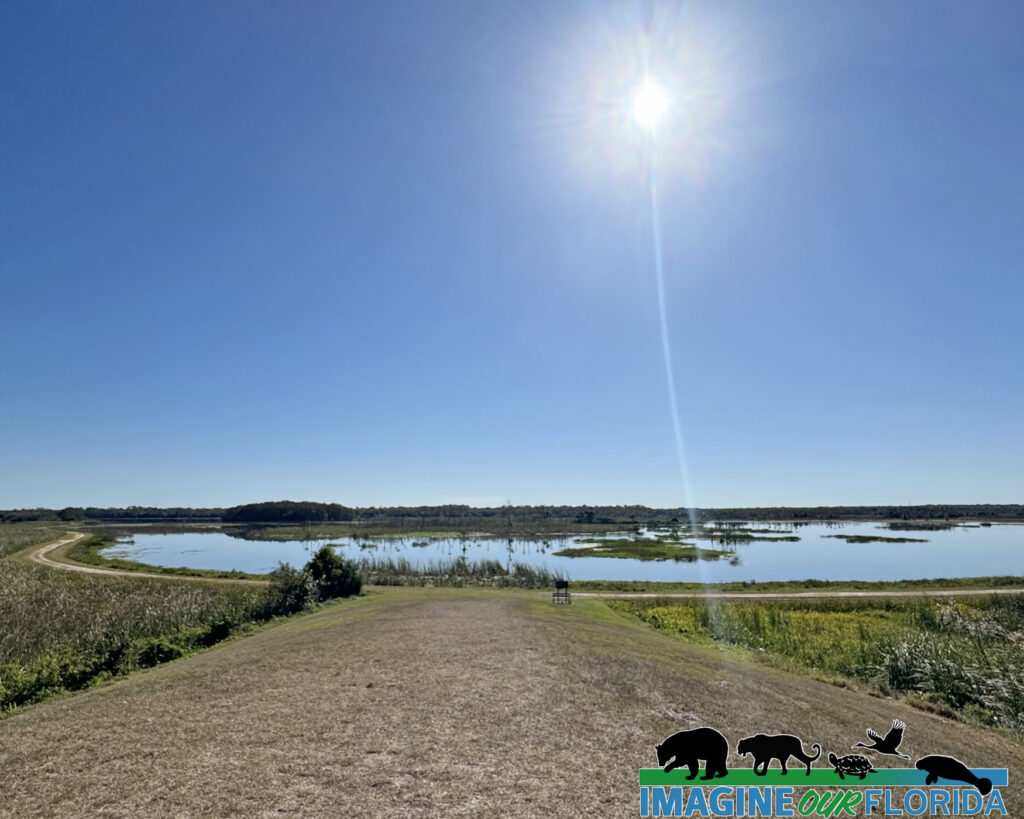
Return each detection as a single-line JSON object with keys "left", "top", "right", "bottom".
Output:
{"left": 3, "top": 502, "right": 1022, "bottom": 525}
{"left": 355, "top": 504, "right": 684, "bottom": 525}
{"left": 0, "top": 506, "right": 223, "bottom": 523}
{"left": 703, "top": 505, "right": 1024, "bottom": 522}
{"left": 221, "top": 501, "right": 354, "bottom": 523}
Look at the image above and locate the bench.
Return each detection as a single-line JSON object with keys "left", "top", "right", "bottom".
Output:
{"left": 552, "top": 579, "right": 571, "bottom": 604}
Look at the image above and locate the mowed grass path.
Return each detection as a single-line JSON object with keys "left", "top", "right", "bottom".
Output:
{"left": 2, "top": 588, "right": 1022, "bottom": 817}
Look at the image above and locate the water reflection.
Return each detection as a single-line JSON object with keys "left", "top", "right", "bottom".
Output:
{"left": 99, "top": 521, "right": 1024, "bottom": 583}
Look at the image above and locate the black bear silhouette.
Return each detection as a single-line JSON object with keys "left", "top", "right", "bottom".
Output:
{"left": 853, "top": 719, "right": 910, "bottom": 758}
{"left": 737, "top": 734, "right": 821, "bottom": 775}
{"left": 655, "top": 727, "right": 729, "bottom": 780}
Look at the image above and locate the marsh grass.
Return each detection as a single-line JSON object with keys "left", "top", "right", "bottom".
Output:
{"left": 886, "top": 521, "right": 961, "bottom": 531}
{"left": 824, "top": 534, "right": 928, "bottom": 544}
{"left": 234, "top": 518, "right": 636, "bottom": 541}
{"left": 612, "top": 595, "right": 1024, "bottom": 733}
{"left": 0, "top": 525, "right": 289, "bottom": 713}
{"left": 572, "top": 575, "right": 1024, "bottom": 593}
{"left": 357, "top": 556, "right": 561, "bottom": 587}
{"left": 0, "top": 560, "right": 268, "bottom": 711}
{"left": 698, "top": 531, "right": 801, "bottom": 543}
{"left": 0, "top": 522, "right": 68, "bottom": 558}
{"left": 553, "top": 539, "right": 732, "bottom": 562}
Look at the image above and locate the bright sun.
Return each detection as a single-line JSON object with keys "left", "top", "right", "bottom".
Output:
{"left": 632, "top": 79, "right": 669, "bottom": 132}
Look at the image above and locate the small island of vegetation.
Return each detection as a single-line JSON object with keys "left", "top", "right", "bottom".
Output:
{"left": 553, "top": 538, "right": 734, "bottom": 562}
{"left": 824, "top": 534, "right": 928, "bottom": 544}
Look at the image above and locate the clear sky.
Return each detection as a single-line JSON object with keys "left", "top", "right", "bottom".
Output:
{"left": 2, "top": 1, "right": 1022, "bottom": 509}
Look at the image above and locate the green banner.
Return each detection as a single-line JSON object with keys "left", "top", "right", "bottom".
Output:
{"left": 638, "top": 769, "right": 1008, "bottom": 788}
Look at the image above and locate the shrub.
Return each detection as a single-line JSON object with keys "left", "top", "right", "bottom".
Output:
{"left": 265, "top": 562, "right": 317, "bottom": 615}
{"left": 306, "top": 545, "right": 362, "bottom": 600}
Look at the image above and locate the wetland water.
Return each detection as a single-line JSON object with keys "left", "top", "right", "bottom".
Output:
{"left": 100, "top": 522, "right": 1023, "bottom": 582}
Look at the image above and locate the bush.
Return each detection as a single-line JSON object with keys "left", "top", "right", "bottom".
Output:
{"left": 265, "top": 562, "right": 317, "bottom": 615}
{"left": 307, "top": 545, "right": 362, "bottom": 600}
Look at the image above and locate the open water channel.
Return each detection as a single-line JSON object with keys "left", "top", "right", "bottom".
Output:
{"left": 100, "top": 522, "right": 1024, "bottom": 582}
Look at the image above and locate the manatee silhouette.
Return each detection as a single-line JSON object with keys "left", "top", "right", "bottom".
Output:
{"left": 915, "top": 755, "right": 992, "bottom": 795}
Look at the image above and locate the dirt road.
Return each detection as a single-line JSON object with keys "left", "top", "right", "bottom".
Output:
{"left": 1, "top": 588, "right": 1020, "bottom": 817}
{"left": 25, "top": 532, "right": 264, "bottom": 584}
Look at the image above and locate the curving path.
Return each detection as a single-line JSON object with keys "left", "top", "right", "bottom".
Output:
{"left": 25, "top": 532, "right": 265, "bottom": 584}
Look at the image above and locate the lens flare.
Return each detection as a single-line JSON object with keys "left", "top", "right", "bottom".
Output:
{"left": 632, "top": 79, "right": 669, "bottom": 132}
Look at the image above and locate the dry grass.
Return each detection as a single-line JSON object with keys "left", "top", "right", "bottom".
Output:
{"left": 0, "top": 588, "right": 1021, "bottom": 817}
{"left": 0, "top": 522, "right": 68, "bottom": 559}
{"left": 0, "top": 528, "right": 268, "bottom": 710}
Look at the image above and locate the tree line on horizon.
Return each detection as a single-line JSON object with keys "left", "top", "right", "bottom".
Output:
{"left": 221, "top": 501, "right": 354, "bottom": 524}
{"left": 2, "top": 501, "right": 1022, "bottom": 525}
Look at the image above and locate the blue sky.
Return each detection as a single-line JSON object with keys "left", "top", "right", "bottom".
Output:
{"left": 2, "top": 1, "right": 1022, "bottom": 509}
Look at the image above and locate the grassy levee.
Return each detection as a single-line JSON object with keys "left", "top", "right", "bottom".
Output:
{"left": 1, "top": 587, "right": 1020, "bottom": 816}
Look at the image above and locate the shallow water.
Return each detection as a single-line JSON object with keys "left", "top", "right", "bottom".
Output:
{"left": 101, "top": 521, "right": 1024, "bottom": 582}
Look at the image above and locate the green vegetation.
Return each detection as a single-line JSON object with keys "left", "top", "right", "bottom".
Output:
{"left": 1, "top": 561, "right": 266, "bottom": 712}
{"left": 572, "top": 575, "right": 1024, "bottom": 593}
{"left": 262, "top": 547, "right": 363, "bottom": 614}
{"left": 0, "top": 507, "right": 223, "bottom": 523}
{"left": 553, "top": 538, "right": 733, "bottom": 562}
{"left": 307, "top": 545, "right": 363, "bottom": 598}
{"left": 222, "top": 500, "right": 354, "bottom": 524}
{"left": 356, "top": 503, "right": 684, "bottom": 528}
{"left": 232, "top": 521, "right": 633, "bottom": 540}
{"left": 0, "top": 526, "right": 361, "bottom": 715}
{"left": 229, "top": 525, "right": 490, "bottom": 542}
{"left": 0, "top": 522, "right": 69, "bottom": 558}
{"left": 265, "top": 564, "right": 318, "bottom": 615}
{"left": 698, "top": 530, "right": 801, "bottom": 543}
{"left": 824, "top": 534, "right": 928, "bottom": 544}
{"left": 5, "top": 587, "right": 1024, "bottom": 815}
{"left": 703, "top": 504, "right": 1024, "bottom": 523}
{"left": 611, "top": 595, "right": 1024, "bottom": 733}
{"left": 52, "top": 530, "right": 552, "bottom": 589}
{"left": 357, "top": 556, "right": 560, "bottom": 587}
{"left": 5, "top": 502, "right": 1024, "bottom": 530}
{"left": 646, "top": 526, "right": 801, "bottom": 543}
{"left": 886, "top": 521, "right": 961, "bottom": 531}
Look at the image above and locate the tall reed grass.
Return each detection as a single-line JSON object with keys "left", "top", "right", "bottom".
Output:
{"left": 0, "top": 522, "right": 68, "bottom": 558}
{"left": 357, "top": 555, "right": 562, "bottom": 588}
{"left": 0, "top": 526, "right": 270, "bottom": 711}
{"left": 612, "top": 596, "right": 1024, "bottom": 733}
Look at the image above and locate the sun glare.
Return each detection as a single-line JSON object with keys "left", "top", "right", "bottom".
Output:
{"left": 632, "top": 79, "right": 669, "bottom": 132}
{"left": 541, "top": 5, "right": 735, "bottom": 183}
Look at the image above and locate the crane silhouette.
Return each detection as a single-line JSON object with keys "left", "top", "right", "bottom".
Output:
{"left": 852, "top": 719, "right": 910, "bottom": 758}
